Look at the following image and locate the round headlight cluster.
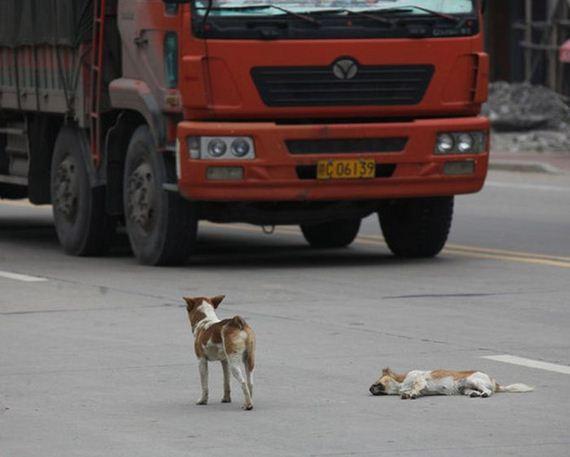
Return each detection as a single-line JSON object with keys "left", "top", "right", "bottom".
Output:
{"left": 204, "top": 137, "right": 254, "bottom": 159}
{"left": 436, "top": 132, "right": 483, "bottom": 154}
{"left": 437, "top": 133, "right": 455, "bottom": 154}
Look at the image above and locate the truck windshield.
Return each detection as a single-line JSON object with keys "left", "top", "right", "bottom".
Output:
{"left": 193, "top": 1, "right": 475, "bottom": 16}
{"left": 191, "top": 0, "right": 479, "bottom": 39}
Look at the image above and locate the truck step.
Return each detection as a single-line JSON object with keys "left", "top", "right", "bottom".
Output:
{"left": 0, "top": 127, "right": 26, "bottom": 136}
{"left": 2, "top": 121, "right": 30, "bottom": 178}
{"left": 0, "top": 174, "right": 28, "bottom": 186}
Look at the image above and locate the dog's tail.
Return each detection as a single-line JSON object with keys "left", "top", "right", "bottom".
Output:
{"left": 496, "top": 383, "right": 534, "bottom": 393}
{"left": 229, "top": 315, "right": 247, "bottom": 330}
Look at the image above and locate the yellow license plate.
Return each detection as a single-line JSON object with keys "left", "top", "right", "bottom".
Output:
{"left": 317, "top": 159, "right": 376, "bottom": 180}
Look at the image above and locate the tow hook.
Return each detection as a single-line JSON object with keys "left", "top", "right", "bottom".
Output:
{"left": 262, "top": 225, "right": 276, "bottom": 235}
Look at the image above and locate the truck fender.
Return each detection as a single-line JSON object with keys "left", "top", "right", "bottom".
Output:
{"left": 108, "top": 78, "right": 166, "bottom": 147}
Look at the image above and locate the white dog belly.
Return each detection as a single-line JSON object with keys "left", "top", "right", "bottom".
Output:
{"left": 426, "top": 377, "right": 461, "bottom": 395}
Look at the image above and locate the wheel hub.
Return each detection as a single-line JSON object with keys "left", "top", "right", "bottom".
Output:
{"left": 127, "top": 162, "right": 156, "bottom": 234}
{"left": 53, "top": 155, "right": 79, "bottom": 222}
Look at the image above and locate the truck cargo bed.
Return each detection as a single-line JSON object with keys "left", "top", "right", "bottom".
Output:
{"left": 0, "top": 46, "right": 84, "bottom": 115}
{"left": 0, "top": 0, "right": 92, "bottom": 117}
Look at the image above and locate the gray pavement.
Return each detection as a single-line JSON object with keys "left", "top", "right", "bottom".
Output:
{"left": 1, "top": 169, "right": 570, "bottom": 457}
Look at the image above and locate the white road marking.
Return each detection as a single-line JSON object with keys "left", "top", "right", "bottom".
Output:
{"left": 486, "top": 181, "right": 570, "bottom": 193}
{"left": 482, "top": 355, "right": 570, "bottom": 375}
{"left": 0, "top": 200, "right": 39, "bottom": 208}
{"left": 0, "top": 271, "right": 48, "bottom": 283}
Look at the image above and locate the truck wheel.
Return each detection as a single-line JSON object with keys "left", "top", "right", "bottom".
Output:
{"left": 301, "top": 218, "right": 361, "bottom": 249}
{"left": 123, "top": 125, "right": 197, "bottom": 266}
{"left": 379, "top": 197, "right": 454, "bottom": 258}
{"left": 51, "top": 127, "right": 113, "bottom": 256}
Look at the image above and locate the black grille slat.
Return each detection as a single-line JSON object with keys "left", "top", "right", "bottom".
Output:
{"left": 269, "top": 87, "right": 419, "bottom": 94}
{"left": 252, "top": 64, "right": 434, "bottom": 107}
{"left": 272, "top": 96, "right": 419, "bottom": 105}
{"left": 266, "top": 78, "right": 426, "bottom": 86}
{"left": 287, "top": 138, "right": 407, "bottom": 155}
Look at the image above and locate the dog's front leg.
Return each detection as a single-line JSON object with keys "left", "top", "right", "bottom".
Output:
{"left": 221, "top": 360, "right": 231, "bottom": 403}
{"left": 402, "top": 378, "right": 427, "bottom": 400}
{"left": 197, "top": 358, "right": 209, "bottom": 405}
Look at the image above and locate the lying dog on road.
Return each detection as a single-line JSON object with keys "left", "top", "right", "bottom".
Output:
{"left": 370, "top": 368, "right": 534, "bottom": 399}
{"left": 184, "top": 296, "right": 256, "bottom": 410}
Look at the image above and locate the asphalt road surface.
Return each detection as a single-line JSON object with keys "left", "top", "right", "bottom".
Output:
{"left": 1, "top": 170, "right": 569, "bottom": 457}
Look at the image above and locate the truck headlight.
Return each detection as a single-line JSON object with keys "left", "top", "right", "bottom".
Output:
{"left": 186, "top": 137, "right": 256, "bottom": 160}
{"left": 436, "top": 134, "right": 455, "bottom": 154}
{"left": 435, "top": 132, "right": 486, "bottom": 155}
{"left": 207, "top": 139, "right": 227, "bottom": 158}
{"left": 231, "top": 139, "right": 251, "bottom": 157}
{"left": 457, "top": 133, "right": 474, "bottom": 153}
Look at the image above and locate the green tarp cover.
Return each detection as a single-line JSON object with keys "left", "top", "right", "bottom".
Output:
{"left": 0, "top": 0, "right": 92, "bottom": 47}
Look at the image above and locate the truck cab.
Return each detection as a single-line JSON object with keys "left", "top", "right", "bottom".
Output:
{"left": 0, "top": 0, "right": 489, "bottom": 265}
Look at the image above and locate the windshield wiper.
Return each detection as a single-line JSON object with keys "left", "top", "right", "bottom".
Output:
{"left": 304, "top": 8, "right": 396, "bottom": 26}
{"left": 361, "top": 5, "right": 461, "bottom": 24}
{"left": 200, "top": 4, "right": 320, "bottom": 26}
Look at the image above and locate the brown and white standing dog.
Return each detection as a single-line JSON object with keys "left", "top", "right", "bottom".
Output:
{"left": 370, "top": 368, "right": 534, "bottom": 399}
{"left": 184, "top": 296, "right": 256, "bottom": 410}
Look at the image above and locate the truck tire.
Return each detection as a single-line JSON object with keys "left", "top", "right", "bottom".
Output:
{"left": 123, "top": 125, "right": 197, "bottom": 266}
{"left": 51, "top": 126, "right": 113, "bottom": 256}
{"left": 379, "top": 197, "right": 454, "bottom": 258}
{"left": 301, "top": 218, "right": 361, "bottom": 249}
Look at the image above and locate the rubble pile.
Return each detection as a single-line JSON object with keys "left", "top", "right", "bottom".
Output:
{"left": 483, "top": 82, "right": 570, "bottom": 153}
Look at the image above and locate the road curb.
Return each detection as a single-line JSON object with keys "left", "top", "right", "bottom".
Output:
{"left": 489, "top": 160, "right": 563, "bottom": 174}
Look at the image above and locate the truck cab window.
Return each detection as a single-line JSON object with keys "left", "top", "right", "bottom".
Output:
{"left": 165, "top": 4, "right": 179, "bottom": 15}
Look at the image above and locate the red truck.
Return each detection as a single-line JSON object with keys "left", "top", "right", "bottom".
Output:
{"left": 0, "top": 0, "right": 489, "bottom": 265}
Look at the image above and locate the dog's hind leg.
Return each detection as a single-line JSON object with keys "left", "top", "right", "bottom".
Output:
{"left": 221, "top": 360, "right": 231, "bottom": 403}
{"left": 246, "top": 367, "right": 254, "bottom": 399}
{"left": 197, "top": 358, "right": 209, "bottom": 405}
{"left": 228, "top": 355, "right": 253, "bottom": 410}
{"left": 465, "top": 373, "right": 494, "bottom": 398}
{"left": 479, "top": 385, "right": 493, "bottom": 398}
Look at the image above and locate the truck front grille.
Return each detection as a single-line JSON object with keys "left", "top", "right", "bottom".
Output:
{"left": 286, "top": 137, "right": 407, "bottom": 155}
{"left": 252, "top": 65, "right": 434, "bottom": 107}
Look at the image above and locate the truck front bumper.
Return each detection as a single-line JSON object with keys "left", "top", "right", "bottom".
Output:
{"left": 176, "top": 116, "right": 489, "bottom": 201}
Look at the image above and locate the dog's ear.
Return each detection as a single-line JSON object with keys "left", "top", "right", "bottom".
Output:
{"left": 183, "top": 297, "right": 201, "bottom": 311}
{"left": 210, "top": 295, "right": 225, "bottom": 309}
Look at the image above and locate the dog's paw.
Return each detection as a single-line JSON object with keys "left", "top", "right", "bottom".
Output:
{"left": 221, "top": 396, "right": 232, "bottom": 404}
{"left": 400, "top": 393, "right": 412, "bottom": 400}
{"left": 242, "top": 403, "right": 253, "bottom": 411}
{"left": 196, "top": 399, "right": 208, "bottom": 406}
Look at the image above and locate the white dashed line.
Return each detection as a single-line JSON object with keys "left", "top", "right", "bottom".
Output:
{"left": 482, "top": 355, "right": 570, "bottom": 375}
{"left": 0, "top": 271, "right": 48, "bottom": 283}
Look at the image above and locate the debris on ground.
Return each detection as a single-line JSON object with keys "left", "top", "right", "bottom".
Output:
{"left": 483, "top": 82, "right": 570, "bottom": 153}
{"left": 491, "top": 130, "right": 570, "bottom": 154}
